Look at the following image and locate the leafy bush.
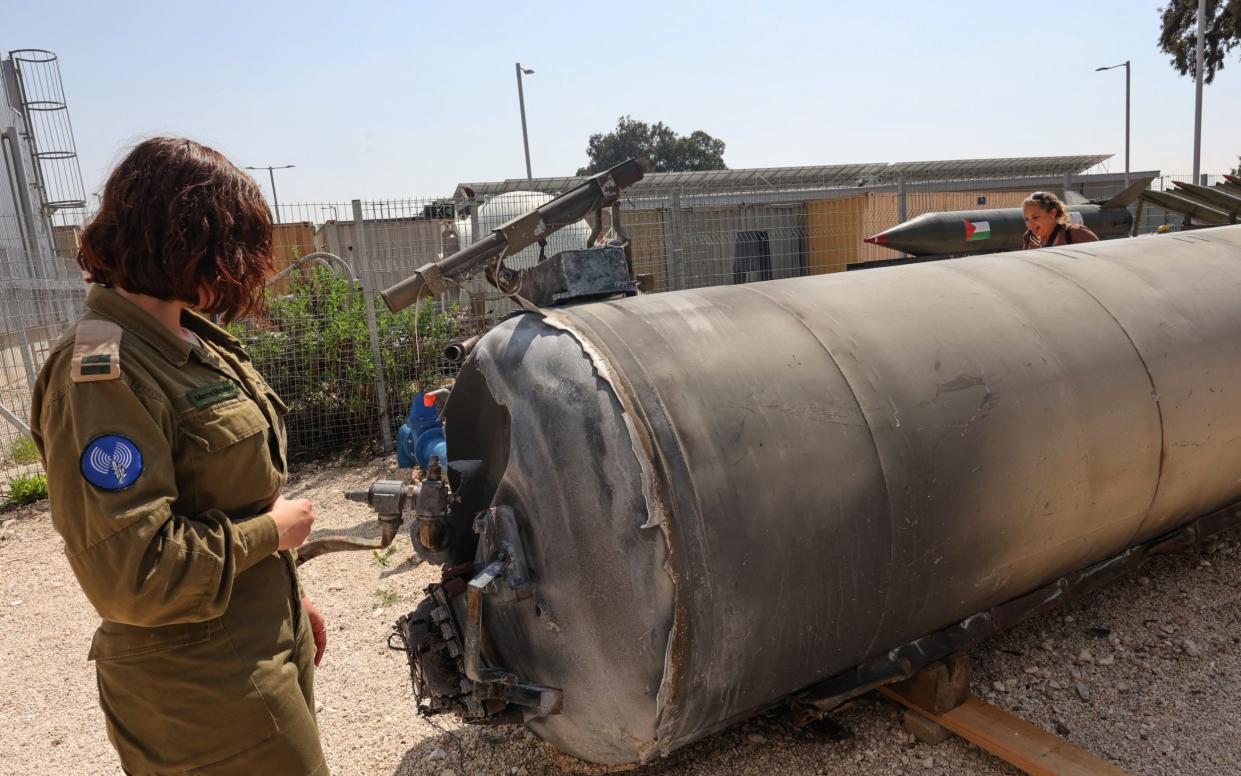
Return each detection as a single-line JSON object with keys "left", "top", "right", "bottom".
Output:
{"left": 228, "top": 268, "right": 462, "bottom": 459}
{"left": 3, "top": 473, "right": 48, "bottom": 510}
{"left": 7, "top": 436, "right": 39, "bottom": 466}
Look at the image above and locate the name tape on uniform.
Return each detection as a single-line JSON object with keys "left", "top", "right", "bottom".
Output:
{"left": 187, "top": 380, "right": 240, "bottom": 409}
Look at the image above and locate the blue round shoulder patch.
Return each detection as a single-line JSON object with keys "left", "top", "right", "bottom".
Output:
{"left": 80, "top": 435, "right": 143, "bottom": 491}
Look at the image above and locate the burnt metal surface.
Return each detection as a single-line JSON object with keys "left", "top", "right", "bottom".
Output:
{"left": 516, "top": 246, "right": 637, "bottom": 307}
{"left": 409, "top": 225, "right": 1241, "bottom": 766}
{"left": 434, "top": 314, "right": 674, "bottom": 763}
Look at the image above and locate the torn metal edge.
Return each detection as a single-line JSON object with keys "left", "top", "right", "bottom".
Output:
{"left": 538, "top": 309, "right": 687, "bottom": 764}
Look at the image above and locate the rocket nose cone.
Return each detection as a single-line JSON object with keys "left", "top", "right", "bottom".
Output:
{"left": 864, "top": 234, "right": 886, "bottom": 245}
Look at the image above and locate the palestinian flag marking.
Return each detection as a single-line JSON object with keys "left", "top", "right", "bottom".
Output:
{"left": 964, "top": 219, "right": 991, "bottom": 241}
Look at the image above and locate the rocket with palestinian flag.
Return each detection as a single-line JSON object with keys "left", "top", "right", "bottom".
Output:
{"left": 863, "top": 177, "right": 1150, "bottom": 257}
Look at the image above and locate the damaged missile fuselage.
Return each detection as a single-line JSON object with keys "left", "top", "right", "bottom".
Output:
{"left": 371, "top": 203, "right": 1241, "bottom": 767}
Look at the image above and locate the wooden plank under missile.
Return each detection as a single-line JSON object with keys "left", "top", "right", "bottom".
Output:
{"left": 1173, "top": 180, "right": 1241, "bottom": 216}
{"left": 879, "top": 687, "right": 1129, "bottom": 776}
{"left": 1141, "top": 190, "right": 1233, "bottom": 225}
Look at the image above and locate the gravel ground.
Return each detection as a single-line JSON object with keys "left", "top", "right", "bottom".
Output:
{"left": 1, "top": 457, "right": 1237, "bottom": 776}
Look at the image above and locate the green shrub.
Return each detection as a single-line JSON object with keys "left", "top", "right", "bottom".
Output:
{"left": 3, "top": 473, "right": 48, "bottom": 510}
{"left": 8, "top": 436, "right": 39, "bottom": 466}
{"left": 228, "top": 268, "right": 462, "bottom": 459}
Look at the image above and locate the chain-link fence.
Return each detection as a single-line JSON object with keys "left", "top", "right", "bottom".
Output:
{"left": 0, "top": 168, "right": 1233, "bottom": 488}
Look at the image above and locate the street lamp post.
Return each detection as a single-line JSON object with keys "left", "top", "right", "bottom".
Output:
{"left": 1095, "top": 61, "right": 1130, "bottom": 186}
{"left": 515, "top": 63, "right": 534, "bottom": 182}
{"left": 1193, "top": 0, "right": 1205, "bottom": 183}
{"left": 245, "top": 164, "right": 295, "bottom": 224}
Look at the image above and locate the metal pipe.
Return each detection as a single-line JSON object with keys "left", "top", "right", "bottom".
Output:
{"left": 0, "top": 400, "right": 31, "bottom": 437}
{"left": 1193, "top": 0, "right": 1205, "bottom": 181}
{"left": 0, "top": 126, "right": 31, "bottom": 259}
{"left": 296, "top": 480, "right": 413, "bottom": 565}
{"left": 1099, "top": 60, "right": 1131, "bottom": 185}
{"left": 245, "top": 164, "right": 294, "bottom": 224}
{"left": 1124, "top": 59, "right": 1131, "bottom": 185}
{"left": 352, "top": 200, "right": 394, "bottom": 453}
{"left": 265, "top": 251, "right": 360, "bottom": 302}
{"left": 295, "top": 517, "right": 402, "bottom": 565}
{"left": 668, "top": 191, "right": 684, "bottom": 291}
{"left": 516, "top": 63, "right": 534, "bottom": 181}
{"left": 896, "top": 173, "right": 907, "bottom": 223}
{"left": 443, "top": 335, "right": 480, "bottom": 364}
{"left": 2, "top": 125, "right": 41, "bottom": 261}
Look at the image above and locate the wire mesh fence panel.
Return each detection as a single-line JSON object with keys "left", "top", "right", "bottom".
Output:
{"left": 0, "top": 209, "right": 87, "bottom": 493}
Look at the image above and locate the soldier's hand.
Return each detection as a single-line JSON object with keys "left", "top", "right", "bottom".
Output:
{"left": 303, "top": 596, "right": 328, "bottom": 667}
{"left": 272, "top": 496, "right": 315, "bottom": 550}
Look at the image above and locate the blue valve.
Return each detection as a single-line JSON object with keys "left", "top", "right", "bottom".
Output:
{"left": 396, "top": 390, "right": 448, "bottom": 470}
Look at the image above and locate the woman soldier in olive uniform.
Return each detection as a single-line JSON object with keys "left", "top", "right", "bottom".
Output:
{"left": 31, "top": 137, "right": 328, "bottom": 774}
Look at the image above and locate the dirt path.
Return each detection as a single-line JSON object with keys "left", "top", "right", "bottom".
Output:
{"left": 1, "top": 459, "right": 1237, "bottom": 775}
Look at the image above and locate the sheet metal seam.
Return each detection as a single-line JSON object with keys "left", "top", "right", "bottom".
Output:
{"left": 741, "top": 282, "right": 899, "bottom": 659}
{"left": 1013, "top": 255, "right": 1167, "bottom": 545}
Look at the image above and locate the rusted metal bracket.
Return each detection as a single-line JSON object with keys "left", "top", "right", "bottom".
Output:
{"left": 474, "top": 505, "right": 534, "bottom": 599}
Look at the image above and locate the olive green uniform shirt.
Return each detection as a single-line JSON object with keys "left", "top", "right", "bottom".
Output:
{"left": 31, "top": 285, "right": 326, "bottom": 775}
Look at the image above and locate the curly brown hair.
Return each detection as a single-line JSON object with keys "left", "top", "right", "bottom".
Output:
{"left": 78, "top": 137, "right": 275, "bottom": 322}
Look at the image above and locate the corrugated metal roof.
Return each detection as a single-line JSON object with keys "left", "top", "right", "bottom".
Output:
{"left": 611, "top": 169, "right": 1159, "bottom": 211}
{"left": 456, "top": 155, "right": 1113, "bottom": 199}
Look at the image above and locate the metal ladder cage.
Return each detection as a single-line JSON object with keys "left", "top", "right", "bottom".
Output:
{"left": 7, "top": 49, "right": 87, "bottom": 216}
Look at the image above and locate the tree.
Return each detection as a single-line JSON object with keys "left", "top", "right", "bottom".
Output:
{"left": 1232, "top": 156, "right": 1241, "bottom": 175}
{"left": 576, "top": 116, "right": 726, "bottom": 176}
{"left": 1158, "top": 0, "right": 1241, "bottom": 83}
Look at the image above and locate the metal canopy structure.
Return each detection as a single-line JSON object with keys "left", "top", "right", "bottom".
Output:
{"left": 456, "top": 155, "right": 1113, "bottom": 200}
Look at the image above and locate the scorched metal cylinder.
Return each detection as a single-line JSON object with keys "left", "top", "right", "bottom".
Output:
{"left": 435, "top": 226, "right": 1241, "bottom": 766}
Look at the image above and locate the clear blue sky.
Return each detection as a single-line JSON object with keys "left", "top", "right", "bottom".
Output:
{"left": 5, "top": 0, "right": 1239, "bottom": 204}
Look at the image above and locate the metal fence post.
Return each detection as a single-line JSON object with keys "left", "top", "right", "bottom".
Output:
{"left": 668, "top": 191, "right": 685, "bottom": 291}
{"left": 896, "top": 174, "right": 907, "bottom": 223}
{"left": 351, "top": 199, "right": 394, "bottom": 453}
